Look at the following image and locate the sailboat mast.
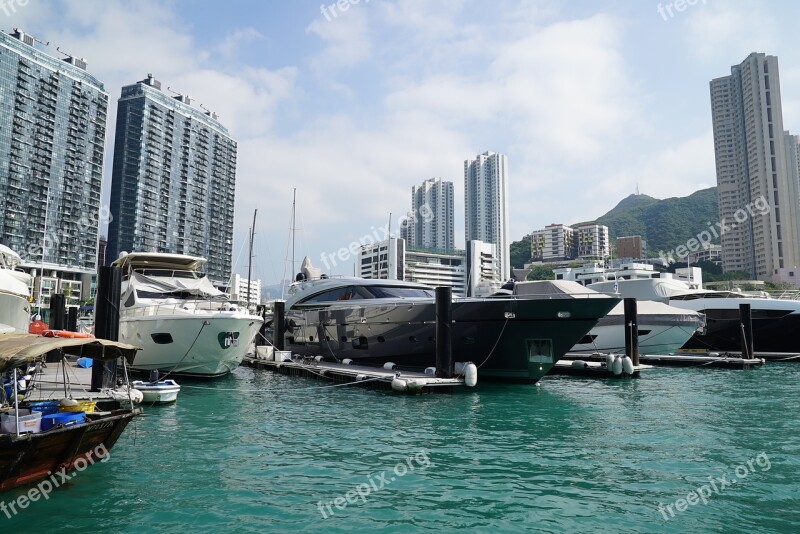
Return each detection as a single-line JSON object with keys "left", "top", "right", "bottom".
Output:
{"left": 291, "top": 188, "right": 296, "bottom": 276}
{"left": 37, "top": 192, "right": 50, "bottom": 316}
{"left": 247, "top": 209, "right": 257, "bottom": 308}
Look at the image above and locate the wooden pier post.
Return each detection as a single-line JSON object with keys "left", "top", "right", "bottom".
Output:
{"left": 273, "top": 301, "right": 285, "bottom": 351}
{"left": 91, "top": 265, "right": 121, "bottom": 391}
{"left": 739, "top": 303, "right": 753, "bottom": 359}
{"left": 623, "top": 297, "right": 640, "bottom": 366}
{"left": 435, "top": 286, "right": 453, "bottom": 379}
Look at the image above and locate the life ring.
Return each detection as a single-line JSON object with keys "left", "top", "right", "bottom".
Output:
{"left": 41, "top": 330, "right": 95, "bottom": 339}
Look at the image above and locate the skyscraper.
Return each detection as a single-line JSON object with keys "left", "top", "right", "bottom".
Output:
{"left": 464, "top": 151, "right": 509, "bottom": 279}
{"left": 0, "top": 29, "right": 108, "bottom": 279}
{"left": 107, "top": 74, "right": 237, "bottom": 284}
{"left": 710, "top": 53, "right": 800, "bottom": 281}
{"left": 404, "top": 178, "right": 454, "bottom": 250}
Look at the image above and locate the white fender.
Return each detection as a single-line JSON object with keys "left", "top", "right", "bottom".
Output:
{"left": 383, "top": 362, "right": 397, "bottom": 370}
{"left": 571, "top": 360, "right": 588, "bottom": 369}
{"left": 314, "top": 355, "right": 323, "bottom": 362}
{"left": 611, "top": 355, "right": 623, "bottom": 376}
{"left": 464, "top": 363, "right": 478, "bottom": 387}
{"left": 424, "top": 367, "right": 437, "bottom": 376}
{"left": 622, "top": 356, "right": 634, "bottom": 375}
{"left": 342, "top": 359, "right": 353, "bottom": 365}
{"left": 391, "top": 377, "right": 408, "bottom": 392}
{"left": 406, "top": 378, "right": 427, "bottom": 392}
{"left": 605, "top": 353, "right": 615, "bottom": 370}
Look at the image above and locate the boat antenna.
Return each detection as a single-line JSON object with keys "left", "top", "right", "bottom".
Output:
{"left": 247, "top": 209, "right": 257, "bottom": 309}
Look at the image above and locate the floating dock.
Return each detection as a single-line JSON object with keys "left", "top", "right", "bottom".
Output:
{"left": 550, "top": 358, "right": 653, "bottom": 378}
{"left": 561, "top": 352, "right": 765, "bottom": 369}
{"left": 20, "top": 357, "right": 140, "bottom": 406}
{"left": 241, "top": 355, "right": 472, "bottom": 394}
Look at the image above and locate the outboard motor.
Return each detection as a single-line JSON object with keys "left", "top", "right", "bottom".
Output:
{"left": 149, "top": 369, "right": 160, "bottom": 384}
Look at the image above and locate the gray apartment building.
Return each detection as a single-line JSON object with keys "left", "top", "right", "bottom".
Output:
{"left": 106, "top": 74, "right": 237, "bottom": 284}
{"left": 0, "top": 29, "right": 108, "bottom": 305}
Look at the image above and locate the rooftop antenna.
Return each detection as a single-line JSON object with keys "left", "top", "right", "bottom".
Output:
{"left": 388, "top": 212, "right": 392, "bottom": 239}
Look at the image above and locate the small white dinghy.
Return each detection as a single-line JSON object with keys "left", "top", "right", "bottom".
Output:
{"left": 132, "top": 371, "right": 180, "bottom": 404}
{"left": 131, "top": 379, "right": 180, "bottom": 404}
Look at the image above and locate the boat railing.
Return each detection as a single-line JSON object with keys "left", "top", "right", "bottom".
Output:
{"left": 461, "top": 292, "right": 616, "bottom": 302}
{"left": 123, "top": 298, "right": 239, "bottom": 318}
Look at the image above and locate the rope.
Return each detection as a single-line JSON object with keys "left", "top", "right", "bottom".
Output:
{"left": 179, "top": 375, "right": 384, "bottom": 392}
{"left": 158, "top": 320, "right": 209, "bottom": 382}
{"left": 474, "top": 318, "right": 510, "bottom": 370}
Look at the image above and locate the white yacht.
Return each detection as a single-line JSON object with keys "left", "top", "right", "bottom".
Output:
{"left": 557, "top": 262, "right": 800, "bottom": 356}
{"left": 112, "top": 252, "right": 263, "bottom": 378}
{"left": 506, "top": 280, "right": 705, "bottom": 355}
{"left": 0, "top": 245, "right": 32, "bottom": 333}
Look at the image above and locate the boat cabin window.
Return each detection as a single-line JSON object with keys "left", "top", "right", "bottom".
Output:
{"left": 300, "top": 285, "right": 433, "bottom": 303}
{"left": 136, "top": 290, "right": 199, "bottom": 300}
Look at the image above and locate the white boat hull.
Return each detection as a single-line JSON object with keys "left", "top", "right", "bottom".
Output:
{"left": 570, "top": 322, "right": 701, "bottom": 355}
{"left": 0, "top": 291, "right": 30, "bottom": 333}
{"left": 120, "top": 314, "right": 262, "bottom": 377}
{"left": 132, "top": 380, "right": 181, "bottom": 404}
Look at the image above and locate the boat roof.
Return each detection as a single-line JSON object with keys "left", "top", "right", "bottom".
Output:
{"left": 0, "top": 244, "right": 21, "bottom": 263}
{"left": 111, "top": 252, "right": 207, "bottom": 272}
{"left": 0, "top": 334, "right": 139, "bottom": 374}
{"left": 286, "top": 277, "right": 432, "bottom": 306}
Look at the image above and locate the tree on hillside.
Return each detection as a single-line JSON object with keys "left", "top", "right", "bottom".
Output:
{"left": 510, "top": 236, "right": 532, "bottom": 269}
{"left": 526, "top": 265, "right": 555, "bottom": 281}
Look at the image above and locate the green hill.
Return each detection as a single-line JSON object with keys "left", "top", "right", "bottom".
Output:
{"left": 595, "top": 187, "right": 718, "bottom": 254}
{"left": 510, "top": 187, "right": 719, "bottom": 268}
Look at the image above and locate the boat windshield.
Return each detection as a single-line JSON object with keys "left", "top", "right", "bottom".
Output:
{"left": 300, "top": 285, "right": 434, "bottom": 304}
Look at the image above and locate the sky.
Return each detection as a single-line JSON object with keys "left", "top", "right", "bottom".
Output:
{"left": 6, "top": 0, "right": 800, "bottom": 290}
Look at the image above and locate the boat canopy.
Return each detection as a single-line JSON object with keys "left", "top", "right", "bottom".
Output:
{"left": 129, "top": 271, "right": 225, "bottom": 298}
{"left": 0, "top": 334, "right": 139, "bottom": 373}
{"left": 112, "top": 252, "right": 207, "bottom": 273}
{"left": 512, "top": 280, "right": 612, "bottom": 299}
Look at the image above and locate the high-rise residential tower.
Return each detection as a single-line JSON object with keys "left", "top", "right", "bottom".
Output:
{"left": 404, "top": 178, "right": 454, "bottom": 250}
{"left": 0, "top": 29, "right": 108, "bottom": 303}
{"left": 464, "top": 151, "right": 509, "bottom": 280}
{"left": 710, "top": 53, "right": 800, "bottom": 282}
{"left": 107, "top": 74, "right": 237, "bottom": 284}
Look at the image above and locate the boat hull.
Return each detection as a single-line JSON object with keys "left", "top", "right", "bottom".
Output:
{"left": 120, "top": 315, "right": 263, "bottom": 378}
{"left": 669, "top": 297, "right": 800, "bottom": 354}
{"left": 0, "top": 409, "right": 138, "bottom": 492}
{"left": 131, "top": 381, "right": 180, "bottom": 404}
{"left": 0, "top": 291, "right": 30, "bottom": 333}
{"left": 285, "top": 297, "right": 619, "bottom": 383}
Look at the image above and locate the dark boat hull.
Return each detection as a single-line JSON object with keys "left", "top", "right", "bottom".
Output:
{"left": 285, "top": 297, "right": 619, "bottom": 383}
{"left": 0, "top": 409, "right": 138, "bottom": 492}
{"left": 680, "top": 310, "right": 800, "bottom": 354}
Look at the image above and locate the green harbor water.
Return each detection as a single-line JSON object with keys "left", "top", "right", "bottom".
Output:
{"left": 5, "top": 363, "right": 800, "bottom": 533}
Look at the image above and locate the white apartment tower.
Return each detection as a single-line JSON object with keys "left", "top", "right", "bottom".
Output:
{"left": 464, "top": 151, "right": 509, "bottom": 280}
{"left": 405, "top": 178, "right": 454, "bottom": 250}
{"left": 710, "top": 53, "right": 800, "bottom": 281}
